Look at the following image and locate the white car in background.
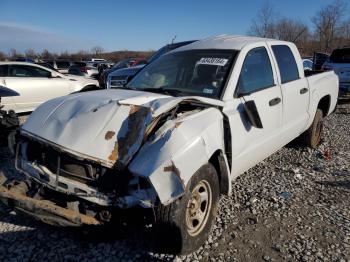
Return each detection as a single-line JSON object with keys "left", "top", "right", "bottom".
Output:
{"left": 0, "top": 62, "right": 99, "bottom": 113}
{"left": 42, "top": 60, "right": 72, "bottom": 74}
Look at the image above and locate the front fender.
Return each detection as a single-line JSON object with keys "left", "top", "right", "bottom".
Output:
{"left": 128, "top": 107, "right": 225, "bottom": 205}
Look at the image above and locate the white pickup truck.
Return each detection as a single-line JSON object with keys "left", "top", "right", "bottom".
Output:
{"left": 0, "top": 35, "right": 338, "bottom": 254}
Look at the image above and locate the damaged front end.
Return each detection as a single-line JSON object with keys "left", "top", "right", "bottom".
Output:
{"left": 6, "top": 124, "right": 158, "bottom": 226}
{"left": 0, "top": 90, "right": 224, "bottom": 226}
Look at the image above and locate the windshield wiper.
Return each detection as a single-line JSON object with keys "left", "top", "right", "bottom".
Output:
{"left": 139, "top": 87, "right": 185, "bottom": 97}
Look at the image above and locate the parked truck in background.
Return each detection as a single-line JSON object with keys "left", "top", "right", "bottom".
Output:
{"left": 0, "top": 35, "right": 338, "bottom": 254}
{"left": 322, "top": 47, "right": 350, "bottom": 95}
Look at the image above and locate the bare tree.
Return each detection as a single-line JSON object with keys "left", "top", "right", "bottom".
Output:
{"left": 41, "top": 49, "right": 54, "bottom": 59}
{"left": 248, "top": 0, "right": 275, "bottom": 38}
{"left": 274, "top": 18, "right": 309, "bottom": 42}
{"left": 339, "top": 18, "right": 350, "bottom": 41}
{"left": 9, "top": 48, "right": 19, "bottom": 59}
{"left": 0, "top": 51, "right": 6, "bottom": 61}
{"left": 59, "top": 50, "right": 70, "bottom": 59}
{"left": 312, "top": 0, "right": 347, "bottom": 52}
{"left": 24, "top": 49, "right": 37, "bottom": 59}
{"left": 90, "top": 46, "right": 104, "bottom": 57}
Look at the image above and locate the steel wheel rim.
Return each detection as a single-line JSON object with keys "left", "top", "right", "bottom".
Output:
{"left": 185, "top": 180, "right": 212, "bottom": 236}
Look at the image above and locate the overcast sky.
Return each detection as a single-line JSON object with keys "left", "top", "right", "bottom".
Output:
{"left": 0, "top": 0, "right": 340, "bottom": 53}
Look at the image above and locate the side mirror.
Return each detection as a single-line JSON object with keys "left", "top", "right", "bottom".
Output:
{"left": 243, "top": 100, "right": 263, "bottom": 129}
{"left": 50, "top": 71, "right": 60, "bottom": 78}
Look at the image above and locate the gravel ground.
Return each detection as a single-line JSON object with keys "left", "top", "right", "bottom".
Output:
{"left": 0, "top": 100, "right": 349, "bottom": 262}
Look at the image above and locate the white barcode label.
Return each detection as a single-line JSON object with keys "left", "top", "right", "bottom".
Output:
{"left": 198, "top": 58, "right": 228, "bottom": 66}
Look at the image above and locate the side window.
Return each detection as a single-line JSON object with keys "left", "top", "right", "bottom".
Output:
{"left": 8, "top": 65, "right": 51, "bottom": 77}
{"left": 32, "top": 67, "right": 52, "bottom": 77}
{"left": 56, "top": 61, "right": 70, "bottom": 69}
{"left": 272, "top": 45, "right": 299, "bottom": 83}
{"left": 0, "top": 65, "right": 8, "bottom": 77}
{"left": 237, "top": 47, "right": 274, "bottom": 95}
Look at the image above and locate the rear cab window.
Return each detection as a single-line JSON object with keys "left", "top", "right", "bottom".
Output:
{"left": 271, "top": 45, "right": 299, "bottom": 84}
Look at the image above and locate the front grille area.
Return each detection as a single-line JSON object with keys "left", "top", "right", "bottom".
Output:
{"left": 111, "top": 75, "right": 127, "bottom": 81}
{"left": 24, "top": 138, "right": 100, "bottom": 187}
{"left": 21, "top": 137, "right": 133, "bottom": 195}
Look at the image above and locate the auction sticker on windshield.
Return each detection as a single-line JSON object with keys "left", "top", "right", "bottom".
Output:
{"left": 198, "top": 58, "right": 228, "bottom": 66}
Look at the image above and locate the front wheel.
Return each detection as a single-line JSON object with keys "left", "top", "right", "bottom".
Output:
{"left": 154, "top": 163, "right": 220, "bottom": 254}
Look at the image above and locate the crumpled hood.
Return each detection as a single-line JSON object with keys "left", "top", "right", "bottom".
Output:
{"left": 22, "top": 89, "right": 223, "bottom": 168}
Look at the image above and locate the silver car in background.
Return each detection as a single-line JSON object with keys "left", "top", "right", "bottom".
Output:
{"left": 322, "top": 47, "right": 350, "bottom": 94}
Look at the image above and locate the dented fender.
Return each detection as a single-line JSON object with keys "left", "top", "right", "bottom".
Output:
{"left": 128, "top": 107, "right": 227, "bottom": 205}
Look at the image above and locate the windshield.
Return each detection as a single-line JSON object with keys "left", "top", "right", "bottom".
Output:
{"left": 330, "top": 48, "right": 350, "bottom": 63}
{"left": 113, "top": 59, "right": 131, "bottom": 69}
{"left": 147, "top": 46, "right": 169, "bottom": 64}
{"left": 127, "top": 50, "right": 237, "bottom": 99}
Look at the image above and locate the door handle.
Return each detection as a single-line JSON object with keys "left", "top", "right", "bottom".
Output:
{"left": 300, "top": 87, "right": 308, "bottom": 94}
{"left": 269, "top": 97, "right": 281, "bottom": 106}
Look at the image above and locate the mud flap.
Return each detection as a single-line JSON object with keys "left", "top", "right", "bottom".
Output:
{"left": 0, "top": 186, "right": 100, "bottom": 227}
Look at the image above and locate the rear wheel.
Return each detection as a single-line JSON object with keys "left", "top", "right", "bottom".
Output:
{"left": 154, "top": 163, "right": 220, "bottom": 254}
{"left": 300, "top": 109, "right": 323, "bottom": 148}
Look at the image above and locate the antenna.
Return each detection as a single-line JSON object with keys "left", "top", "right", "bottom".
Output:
{"left": 171, "top": 35, "right": 177, "bottom": 44}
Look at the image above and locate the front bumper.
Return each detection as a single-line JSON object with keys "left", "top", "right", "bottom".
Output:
{"left": 0, "top": 184, "right": 100, "bottom": 226}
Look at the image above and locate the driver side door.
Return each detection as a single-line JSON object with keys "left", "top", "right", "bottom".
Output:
{"left": 228, "top": 46, "right": 283, "bottom": 176}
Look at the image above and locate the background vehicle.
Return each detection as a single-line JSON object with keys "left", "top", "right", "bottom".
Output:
{"left": 105, "top": 40, "right": 197, "bottom": 88}
{"left": 14, "top": 57, "right": 35, "bottom": 63}
{"left": 99, "top": 58, "right": 148, "bottom": 87}
{"left": 303, "top": 58, "right": 313, "bottom": 71}
{"left": 0, "top": 62, "right": 99, "bottom": 113}
{"left": 84, "top": 58, "right": 107, "bottom": 62}
{"left": 68, "top": 62, "right": 99, "bottom": 78}
{"left": 0, "top": 36, "right": 338, "bottom": 254}
{"left": 42, "top": 60, "right": 72, "bottom": 74}
{"left": 35, "top": 62, "right": 59, "bottom": 72}
{"left": 313, "top": 52, "right": 329, "bottom": 71}
{"left": 322, "top": 47, "right": 350, "bottom": 94}
{"left": 0, "top": 85, "right": 19, "bottom": 149}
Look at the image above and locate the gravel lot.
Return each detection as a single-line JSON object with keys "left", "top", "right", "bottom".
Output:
{"left": 0, "top": 100, "right": 349, "bottom": 262}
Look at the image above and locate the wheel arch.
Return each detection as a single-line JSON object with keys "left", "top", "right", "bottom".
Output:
{"left": 80, "top": 84, "right": 99, "bottom": 92}
{"left": 317, "top": 95, "right": 331, "bottom": 117}
{"left": 209, "top": 149, "right": 231, "bottom": 195}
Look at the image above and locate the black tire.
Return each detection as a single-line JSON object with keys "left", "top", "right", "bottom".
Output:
{"left": 300, "top": 109, "right": 323, "bottom": 148}
{"left": 154, "top": 163, "right": 220, "bottom": 254}
{"left": 80, "top": 85, "right": 99, "bottom": 92}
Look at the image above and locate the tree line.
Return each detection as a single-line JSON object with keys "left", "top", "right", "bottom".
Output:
{"left": 248, "top": 0, "right": 350, "bottom": 56}
{"left": 0, "top": 46, "right": 154, "bottom": 62}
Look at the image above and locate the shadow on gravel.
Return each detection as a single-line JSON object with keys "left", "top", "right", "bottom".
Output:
{"left": 316, "top": 180, "right": 350, "bottom": 189}
{"left": 0, "top": 204, "right": 182, "bottom": 259}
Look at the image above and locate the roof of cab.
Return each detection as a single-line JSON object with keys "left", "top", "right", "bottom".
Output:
{"left": 172, "top": 35, "right": 287, "bottom": 52}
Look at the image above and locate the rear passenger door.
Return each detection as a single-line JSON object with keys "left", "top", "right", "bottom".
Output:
{"left": 230, "top": 46, "right": 283, "bottom": 175}
{"left": 270, "top": 45, "right": 309, "bottom": 139}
